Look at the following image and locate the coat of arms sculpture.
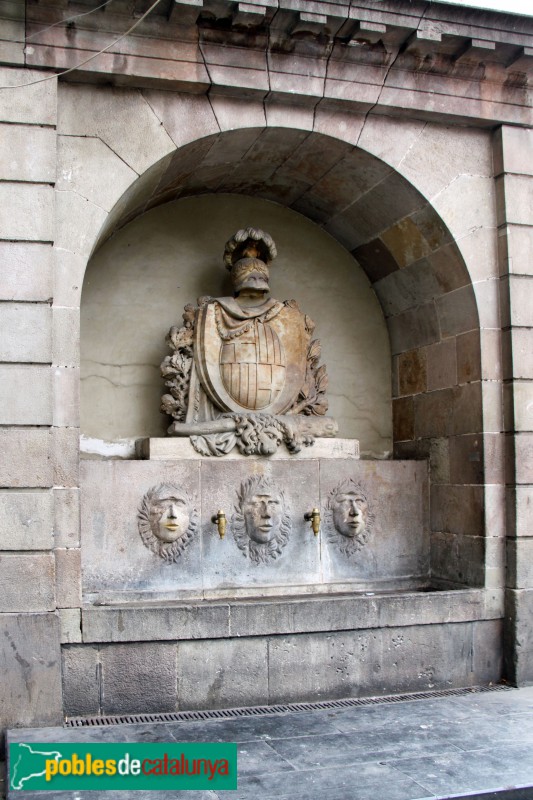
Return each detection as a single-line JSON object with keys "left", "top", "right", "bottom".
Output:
{"left": 160, "top": 227, "right": 337, "bottom": 456}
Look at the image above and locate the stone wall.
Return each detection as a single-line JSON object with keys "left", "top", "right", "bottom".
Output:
{"left": 0, "top": 0, "right": 532, "bottom": 738}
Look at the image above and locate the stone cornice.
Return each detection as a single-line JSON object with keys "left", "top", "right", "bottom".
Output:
{"left": 4, "top": 1, "right": 533, "bottom": 126}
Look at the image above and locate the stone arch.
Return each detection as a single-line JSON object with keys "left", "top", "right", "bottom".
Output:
{"left": 62, "top": 86, "right": 499, "bottom": 588}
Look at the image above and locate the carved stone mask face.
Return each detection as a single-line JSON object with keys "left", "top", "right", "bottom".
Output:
{"left": 243, "top": 493, "right": 283, "bottom": 544}
{"left": 149, "top": 494, "right": 190, "bottom": 543}
{"left": 332, "top": 492, "right": 368, "bottom": 538}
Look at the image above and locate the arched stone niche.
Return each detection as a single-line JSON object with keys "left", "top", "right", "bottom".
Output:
{"left": 81, "top": 194, "right": 393, "bottom": 456}
{"left": 70, "top": 109, "right": 495, "bottom": 591}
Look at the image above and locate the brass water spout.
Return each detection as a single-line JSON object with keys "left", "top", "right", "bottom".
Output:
{"left": 211, "top": 510, "right": 226, "bottom": 539}
{"left": 304, "top": 507, "right": 321, "bottom": 536}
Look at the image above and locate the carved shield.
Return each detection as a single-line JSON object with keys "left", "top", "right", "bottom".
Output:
{"left": 219, "top": 322, "right": 286, "bottom": 410}
{"left": 194, "top": 300, "right": 308, "bottom": 416}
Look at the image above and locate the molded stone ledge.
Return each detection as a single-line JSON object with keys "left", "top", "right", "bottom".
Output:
{"left": 138, "top": 436, "right": 360, "bottom": 460}
{"left": 81, "top": 588, "right": 496, "bottom": 643}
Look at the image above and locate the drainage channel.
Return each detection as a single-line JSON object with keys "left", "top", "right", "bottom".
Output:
{"left": 66, "top": 683, "right": 512, "bottom": 728}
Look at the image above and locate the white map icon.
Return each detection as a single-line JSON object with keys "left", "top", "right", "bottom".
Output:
{"left": 10, "top": 743, "right": 63, "bottom": 790}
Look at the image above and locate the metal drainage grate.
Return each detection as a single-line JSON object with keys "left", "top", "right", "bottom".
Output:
{"left": 65, "top": 684, "right": 512, "bottom": 728}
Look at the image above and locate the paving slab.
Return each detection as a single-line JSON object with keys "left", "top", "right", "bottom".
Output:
{"left": 6, "top": 687, "right": 533, "bottom": 800}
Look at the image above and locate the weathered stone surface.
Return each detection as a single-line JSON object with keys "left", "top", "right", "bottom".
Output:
{"left": 53, "top": 307, "right": 80, "bottom": 368}
{"left": 495, "top": 126, "right": 533, "bottom": 178}
{"left": 431, "top": 532, "right": 484, "bottom": 586}
{"left": 0, "top": 365, "right": 52, "bottom": 425}
{"left": 0, "top": 241, "right": 53, "bottom": 302}
{"left": 452, "top": 382, "right": 483, "bottom": 436}
{"left": 142, "top": 90, "right": 219, "bottom": 148}
{"left": 0, "top": 123, "right": 55, "bottom": 183}
{"left": 53, "top": 367, "right": 80, "bottom": 428}
{"left": 267, "top": 622, "right": 480, "bottom": 704}
{"left": 59, "top": 608, "right": 82, "bottom": 644}
{"left": 58, "top": 84, "right": 175, "bottom": 174}
{"left": 209, "top": 94, "right": 266, "bottom": 131}
{"left": 400, "top": 124, "right": 492, "bottom": 201}
{"left": 485, "top": 484, "right": 506, "bottom": 539}
{"left": 456, "top": 225, "right": 499, "bottom": 283}
{"left": 81, "top": 589, "right": 491, "bottom": 642}
{"left": 426, "top": 339, "right": 457, "bottom": 391}
{"left": 177, "top": 637, "right": 268, "bottom": 710}
{"left": 54, "top": 487, "right": 80, "bottom": 548}
{"left": 501, "top": 275, "right": 533, "bottom": 328}
{"left": 82, "top": 604, "right": 230, "bottom": 643}
{"left": 503, "top": 328, "right": 533, "bottom": 380}
{"left": 140, "top": 437, "right": 359, "bottom": 460}
{"left": 55, "top": 190, "right": 108, "bottom": 260}
{"left": 387, "top": 302, "right": 440, "bottom": 354}
{"left": 448, "top": 433, "right": 484, "bottom": 485}
{"left": 0, "top": 428, "right": 52, "bottom": 488}
{"left": 52, "top": 426, "right": 79, "bottom": 488}
{"left": 398, "top": 349, "right": 427, "bottom": 396}
{"left": 0, "top": 489, "right": 53, "bottom": 550}
{"left": 499, "top": 224, "right": 533, "bottom": 277}
{"left": 0, "top": 303, "right": 51, "bottom": 362}
{"left": 201, "top": 460, "right": 320, "bottom": 594}
{"left": 456, "top": 329, "right": 481, "bottom": 383}
{"left": 507, "top": 486, "right": 533, "bottom": 539}
{"left": 57, "top": 135, "right": 137, "bottom": 213}
{"left": 432, "top": 175, "right": 496, "bottom": 241}
{"left": 100, "top": 643, "right": 177, "bottom": 714}
{"left": 0, "top": 553, "right": 55, "bottom": 611}
{"left": 496, "top": 174, "right": 533, "bottom": 227}
{"left": 358, "top": 115, "right": 426, "bottom": 171}
{"left": 506, "top": 538, "right": 533, "bottom": 590}
{"left": 81, "top": 460, "right": 202, "bottom": 599}
{"left": 436, "top": 285, "right": 479, "bottom": 338}
{"left": 53, "top": 247, "right": 85, "bottom": 307}
{"left": 0, "top": 613, "right": 62, "bottom": 729}
{"left": 319, "top": 460, "right": 429, "bottom": 586}
{"left": 513, "top": 433, "right": 533, "bottom": 485}
{"left": 62, "top": 645, "right": 100, "bottom": 716}
{"left": 414, "top": 388, "right": 454, "bottom": 439}
{"left": 472, "top": 619, "right": 503, "bottom": 683}
{"left": 393, "top": 396, "right": 414, "bottom": 441}
{"left": 0, "top": 182, "right": 54, "bottom": 241}
{"left": 505, "top": 589, "right": 533, "bottom": 685}
{"left": 0, "top": 67, "right": 56, "bottom": 125}
{"left": 55, "top": 548, "right": 81, "bottom": 608}
{"left": 430, "top": 484, "right": 484, "bottom": 537}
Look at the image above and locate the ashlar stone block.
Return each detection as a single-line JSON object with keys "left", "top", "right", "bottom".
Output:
{"left": 400, "top": 123, "right": 492, "bottom": 201}
{"left": 0, "top": 241, "right": 53, "bottom": 301}
{"left": 177, "top": 637, "right": 268, "bottom": 710}
{"left": 53, "top": 487, "right": 80, "bottom": 548}
{"left": 0, "top": 489, "right": 53, "bottom": 550}
{"left": 0, "top": 553, "right": 55, "bottom": 611}
{"left": 0, "top": 613, "right": 62, "bottom": 729}
{"left": 57, "top": 135, "right": 137, "bottom": 213}
{"left": 142, "top": 89, "right": 219, "bottom": 148}
{"left": 0, "top": 365, "right": 52, "bottom": 424}
{"left": 100, "top": 642, "right": 177, "bottom": 714}
{"left": 0, "top": 67, "right": 56, "bottom": 125}
{"left": 0, "top": 428, "right": 52, "bottom": 488}
{"left": 0, "top": 123, "right": 55, "bottom": 182}
{"left": 55, "top": 547, "right": 81, "bottom": 608}
{"left": 62, "top": 645, "right": 100, "bottom": 716}
{"left": 0, "top": 182, "right": 54, "bottom": 241}
{"left": 0, "top": 302, "right": 51, "bottom": 362}
{"left": 58, "top": 83, "right": 175, "bottom": 175}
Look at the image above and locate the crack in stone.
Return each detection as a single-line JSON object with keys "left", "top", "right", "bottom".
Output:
{"left": 355, "top": 2, "right": 431, "bottom": 152}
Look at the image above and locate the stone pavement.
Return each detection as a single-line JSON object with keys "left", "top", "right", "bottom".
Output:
{"left": 6, "top": 687, "right": 533, "bottom": 800}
